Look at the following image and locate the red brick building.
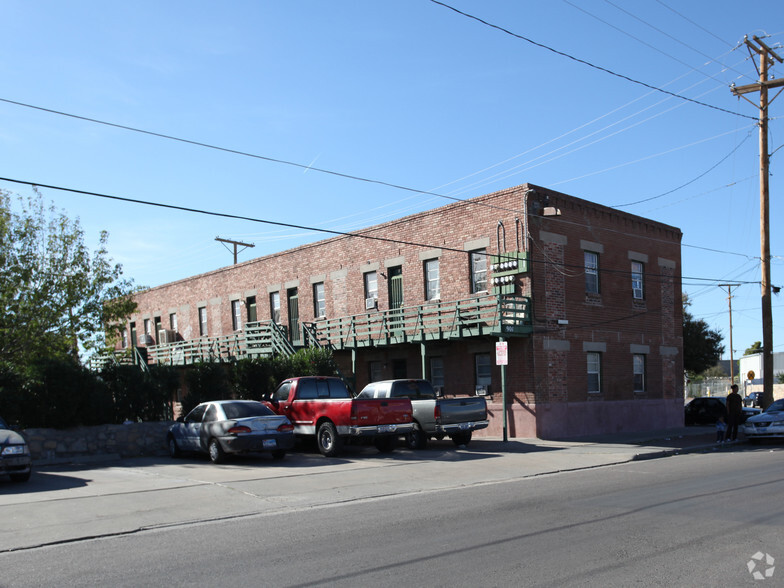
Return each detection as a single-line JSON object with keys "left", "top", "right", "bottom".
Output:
{"left": 119, "top": 183, "right": 683, "bottom": 438}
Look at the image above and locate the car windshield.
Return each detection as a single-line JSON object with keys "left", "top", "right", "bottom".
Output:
{"left": 0, "top": 416, "right": 8, "bottom": 429}
{"left": 222, "top": 402, "right": 274, "bottom": 419}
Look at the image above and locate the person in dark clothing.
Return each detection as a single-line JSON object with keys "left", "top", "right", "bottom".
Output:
{"left": 725, "top": 384, "right": 744, "bottom": 442}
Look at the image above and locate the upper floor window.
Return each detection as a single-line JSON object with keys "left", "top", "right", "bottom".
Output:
{"left": 424, "top": 258, "right": 440, "bottom": 301}
{"left": 121, "top": 330, "right": 128, "bottom": 349}
{"left": 470, "top": 249, "right": 487, "bottom": 293}
{"left": 585, "top": 251, "right": 599, "bottom": 294}
{"left": 587, "top": 352, "right": 601, "bottom": 393}
{"left": 144, "top": 319, "right": 152, "bottom": 337}
{"left": 231, "top": 300, "right": 242, "bottom": 331}
{"left": 364, "top": 271, "right": 378, "bottom": 307}
{"left": 313, "top": 282, "right": 326, "bottom": 318}
{"left": 246, "top": 296, "right": 257, "bottom": 322}
{"left": 198, "top": 306, "right": 208, "bottom": 336}
{"left": 270, "top": 292, "right": 280, "bottom": 324}
{"left": 631, "top": 261, "right": 644, "bottom": 300}
{"left": 169, "top": 312, "right": 178, "bottom": 331}
{"left": 633, "top": 354, "right": 646, "bottom": 393}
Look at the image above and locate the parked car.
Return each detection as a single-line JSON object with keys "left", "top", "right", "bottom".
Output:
{"left": 743, "top": 398, "right": 784, "bottom": 442}
{"left": 264, "top": 376, "right": 413, "bottom": 457}
{"left": 744, "top": 392, "right": 764, "bottom": 408}
{"left": 0, "top": 416, "right": 32, "bottom": 482}
{"left": 167, "top": 400, "right": 295, "bottom": 464}
{"left": 684, "top": 397, "right": 759, "bottom": 426}
{"left": 356, "top": 379, "right": 488, "bottom": 449}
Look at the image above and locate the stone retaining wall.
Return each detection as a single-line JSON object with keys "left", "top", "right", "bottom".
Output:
{"left": 22, "top": 422, "right": 172, "bottom": 461}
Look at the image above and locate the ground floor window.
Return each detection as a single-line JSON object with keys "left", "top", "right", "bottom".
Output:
{"left": 369, "top": 361, "right": 383, "bottom": 383}
{"left": 429, "top": 357, "right": 445, "bottom": 389}
{"left": 587, "top": 352, "right": 601, "bottom": 394}
{"left": 633, "top": 354, "right": 646, "bottom": 393}
{"left": 475, "top": 353, "right": 491, "bottom": 393}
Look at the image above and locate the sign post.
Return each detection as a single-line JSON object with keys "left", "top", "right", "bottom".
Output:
{"left": 496, "top": 339, "right": 508, "bottom": 442}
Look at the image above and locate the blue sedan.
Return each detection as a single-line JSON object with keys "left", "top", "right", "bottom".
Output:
{"left": 167, "top": 400, "right": 295, "bottom": 463}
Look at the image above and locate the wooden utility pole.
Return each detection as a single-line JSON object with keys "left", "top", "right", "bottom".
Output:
{"left": 730, "top": 35, "right": 784, "bottom": 409}
{"left": 215, "top": 236, "right": 255, "bottom": 265}
{"left": 719, "top": 283, "right": 740, "bottom": 383}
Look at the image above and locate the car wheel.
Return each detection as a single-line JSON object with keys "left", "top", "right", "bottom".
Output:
{"left": 374, "top": 436, "right": 397, "bottom": 453}
{"left": 317, "top": 421, "right": 343, "bottom": 457}
{"left": 167, "top": 436, "right": 181, "bottom": 458}
{"left": 451, "top": 431, "right": 472, "bottom": 447}
{"left": 208, "top": 438, "right": 226, "bottom": 464}
{"left": 271, "top": 450, "right": 286, "bottom": 460}
{"left": 405, "top": 423, "right": 427, "bottom": 450}
{"left": 9, "top": 471, "right": 31, "bottom": 483}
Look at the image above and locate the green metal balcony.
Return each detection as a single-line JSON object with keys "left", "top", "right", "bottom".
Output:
{"left": 91, "top": 294, "right": 531, "bottom": 369}
{"left": 303, "top": 294, "right": 532, "bottom": 350}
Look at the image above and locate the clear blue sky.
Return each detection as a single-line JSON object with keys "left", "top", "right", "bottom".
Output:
{"left": 1, "top": 1, "right": 782, "bottom": 360}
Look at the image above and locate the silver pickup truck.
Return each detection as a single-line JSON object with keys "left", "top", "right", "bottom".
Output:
{"left": 356, "top": 379, "right": 488, "bottom": 449}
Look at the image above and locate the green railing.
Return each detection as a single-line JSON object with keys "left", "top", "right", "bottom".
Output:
{"left": 311, "top": 294, "right": 531, "bottom": 350}
{"left": 90, "top": 294, "right": 531, "bottom": 370}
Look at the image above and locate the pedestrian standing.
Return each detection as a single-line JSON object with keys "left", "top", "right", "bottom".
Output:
{"left": 725, "top": 384, "right": 743, "bottom": 443}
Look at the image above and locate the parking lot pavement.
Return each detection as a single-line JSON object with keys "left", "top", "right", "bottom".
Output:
{"left": 0, "top": 426, "right": 733, "bottom": 553}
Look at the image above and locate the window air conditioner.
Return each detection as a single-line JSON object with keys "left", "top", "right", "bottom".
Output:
{"left": 365, "top": 297, "right": 377, "bottom": 310}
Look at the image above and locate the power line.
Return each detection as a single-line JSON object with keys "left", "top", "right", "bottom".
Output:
{"left": 613, "top": 129, "right": 753, "bottom": 206}
{"left": 654, "top": 0, "right": 735, "bottom": 48}
{"left": 429, "top": 0, "right": 756, "bottom": 121}
{"left": 2, "top": 175, "right": 753, "bottom": 286}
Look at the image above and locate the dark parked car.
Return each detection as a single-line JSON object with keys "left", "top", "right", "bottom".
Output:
{"left": 0, "top": 416, "right": 32, "bottom": 482}
{"left": 744, "top": 392, "right": 763, "bottom": 408}
{"left": 684, "top": 397, "right": 759, "bottom": 426}
{"left": 167, "top": 400, "right": 295, "bottom": 464}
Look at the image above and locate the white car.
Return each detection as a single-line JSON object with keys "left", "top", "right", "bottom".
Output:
{"left": 743, "top": 398, "right": 784, "bottom": 442}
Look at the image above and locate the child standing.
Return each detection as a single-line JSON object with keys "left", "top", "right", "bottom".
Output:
{"left": 716, "top": 416, "right": 726, "bottom": 444}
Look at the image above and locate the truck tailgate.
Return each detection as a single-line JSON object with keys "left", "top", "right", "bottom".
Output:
{"left": 439, "top": 397, "right": 487, "bottom": 425}
{"left": 352, "top": 398, "right": 412, "bottom": 425}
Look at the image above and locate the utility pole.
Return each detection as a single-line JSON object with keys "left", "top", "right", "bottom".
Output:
{"left": 215, "top": 236, "right": 255, "bottom": 265}
{"left": 719, "top": 283, "right": 740, "bottom": 383}
{"left": 730, "top": 35, "right": 784, "bottom": 409}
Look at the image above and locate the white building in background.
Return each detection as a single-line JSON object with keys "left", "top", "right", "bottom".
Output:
{"left": 739, "top": 352, "right": 784, "bottom": 397}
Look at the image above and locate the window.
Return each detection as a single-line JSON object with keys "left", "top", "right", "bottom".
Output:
{"left": 430, "top": 357, "right": 445, "bottom": 388}
{"left": 313, "top": 282, "right": 326, "bottom": 317}
{"left": 470, "top": 249, "right": 487, "bottom": 293}
{"left": 364, "top": 271, "right": 378, "bottom": 303}
{"left": 270, "top": 292, "right": 280, "bottom": 324}
{"left": 369, "top": 361, "right": 383, "bottom": 383}
{"left": 231, "top": 300, "right": 242, "bottom": 331}
{"left": 633, "top": 354, "right": 646, "bottom": 393}
{"left": 246, "top": 296, "right": 257, "bottom": 322}
{"left": 121, "top": 330, "right": 128, "bottom": 349}
{"left": 475, "top": 353, "right": 491, "bottom": 390}
{"left": 424, "top": 258, "right": 440, "bottom": 301}
{"left": 154, "top": 316, "right": 162, "bottom": 341}
{"left": 587, "top": 352, "right": 601, "bottom": 393}
{"left": 585, "top": 251, "right": 599, "bottom": 294}
{"left": 198, "top": 307, "right": 208, "bottom": 336}
{"left": 631, "top": 261, "right": 644, "bottom": 300}
{"left": 169, "top": 313, "right": 178, "bottom": 331}
{"left": 144, "top": 319, "right": 152, "bottom": 338}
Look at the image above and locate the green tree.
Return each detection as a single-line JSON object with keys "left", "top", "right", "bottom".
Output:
{"left": 744, "top": 341, "right": 762, "bottom": 355}
{"left": 682, "top": 294, "right": 725, "bottom": 375}
{"left": 0, "top": 190, "right": 137, "bottom": 367}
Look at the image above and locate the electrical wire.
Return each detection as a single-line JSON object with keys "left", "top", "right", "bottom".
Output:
{"left": 2, "top": 175, "right": 758, "bottom": 286}
{"left": 429, "top": 0, "right": 757, "bottom": 121}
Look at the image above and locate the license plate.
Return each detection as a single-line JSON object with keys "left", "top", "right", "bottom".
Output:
{"left": 378, "top": 424, "right": 396, "bottom": 433}
{"left": 263, "top": 439, "right": 277, "bottom": 449}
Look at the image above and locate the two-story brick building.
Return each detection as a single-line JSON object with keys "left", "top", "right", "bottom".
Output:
{"left": 118, "top": 183, "right": 684, "bottom": 439}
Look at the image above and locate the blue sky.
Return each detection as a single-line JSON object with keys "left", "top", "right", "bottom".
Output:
{"left": 1, "top": 1, "right": 782, "bottom": 360}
